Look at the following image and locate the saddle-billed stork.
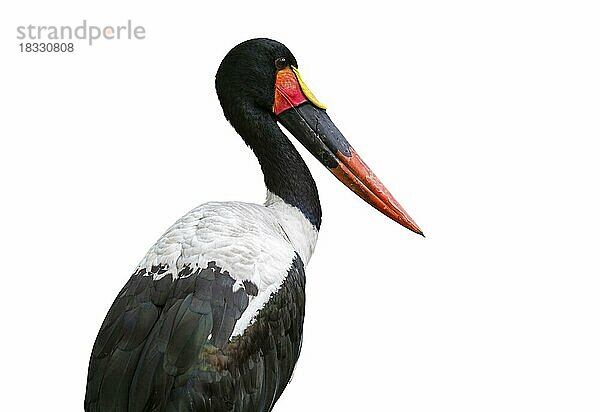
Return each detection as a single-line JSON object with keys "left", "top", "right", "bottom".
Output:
{"left": 85, "top": 38, "right": 422, "bottom": 411}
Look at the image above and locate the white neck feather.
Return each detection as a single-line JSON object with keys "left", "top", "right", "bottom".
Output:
{"left": 264, "top": 191, "right": 319, "bottom": 266}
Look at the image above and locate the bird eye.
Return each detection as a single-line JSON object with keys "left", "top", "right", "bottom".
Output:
{"left": 275, "top": 57, "right": 287, "bottom": 70}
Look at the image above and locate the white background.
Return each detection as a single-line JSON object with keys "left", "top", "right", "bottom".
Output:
{"left": 1, "top": 1, "right": 599, "bottom": 411}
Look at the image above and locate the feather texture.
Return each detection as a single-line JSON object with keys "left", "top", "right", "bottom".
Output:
{"left": 85, "top": 193, "right": 315, "bottom": 411}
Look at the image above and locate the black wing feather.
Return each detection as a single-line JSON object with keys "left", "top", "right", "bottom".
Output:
{"left": 85, "top": 256, "right": 305, "bottom": 412}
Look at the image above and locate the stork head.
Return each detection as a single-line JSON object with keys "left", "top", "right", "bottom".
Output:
{"left": 216, "top": 38, "right": 423, "bottom": 236}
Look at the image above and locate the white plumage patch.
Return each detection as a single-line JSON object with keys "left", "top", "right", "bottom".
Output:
{"left": 136, "top": 192, "right": 318, "bottom": 337}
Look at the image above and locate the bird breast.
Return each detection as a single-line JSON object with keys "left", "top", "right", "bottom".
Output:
{"left": 135, "top": 192, "right": 318, "bottom": 337}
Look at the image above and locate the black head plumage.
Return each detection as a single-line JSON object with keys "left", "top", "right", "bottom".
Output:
{"left": 216, "top": 38, "right": 298, "bottom": 122}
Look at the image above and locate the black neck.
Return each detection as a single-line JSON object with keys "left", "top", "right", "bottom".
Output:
{"left": 229, "top": 107, "right": 322, "bottom": 230}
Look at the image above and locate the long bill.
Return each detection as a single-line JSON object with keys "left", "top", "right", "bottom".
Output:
{"left": 273, "top": 66, "right": 423, "bottom": 236}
